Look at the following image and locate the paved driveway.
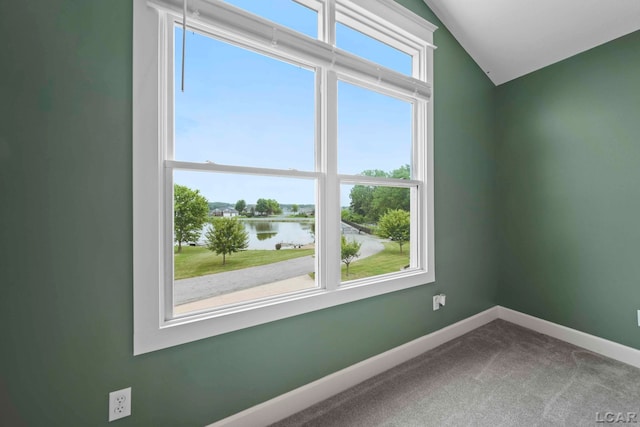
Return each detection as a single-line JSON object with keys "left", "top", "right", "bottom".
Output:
{"left": 174, "top": 256, "right": 315, "bottom": 304}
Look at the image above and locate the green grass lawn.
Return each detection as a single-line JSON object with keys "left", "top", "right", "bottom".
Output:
{"left": 341, "top": 242, "right": 409, "bottom": 281}
{"left": 174, "top": 242, "right": 409, "bottom": 281}
{"left": 174, "top": 246, "right": 314, "bottom": 279}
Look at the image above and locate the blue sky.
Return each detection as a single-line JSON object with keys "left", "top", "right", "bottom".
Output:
{"left": 174, "top": 0, "right": 412, "bottom": 205}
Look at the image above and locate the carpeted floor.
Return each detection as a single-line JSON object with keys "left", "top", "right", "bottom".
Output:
{"left": 271, "top": 319, "right": 640, "bottom": 426}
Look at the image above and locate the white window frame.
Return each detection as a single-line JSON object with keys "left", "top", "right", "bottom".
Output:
{"left": 133, "top": 0, "right": 437, "bottom": 355}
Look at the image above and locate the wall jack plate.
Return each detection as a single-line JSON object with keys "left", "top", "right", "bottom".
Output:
{"left": 433, "top": 294, "right": 446, "bottom": 311}
{"left": 109, "top": 387, "right": 131, "bottom": 422}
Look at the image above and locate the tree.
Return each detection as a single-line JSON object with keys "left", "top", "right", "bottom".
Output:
{"left": 235, "top": 199, "right": 246, "bottom": 214}
{"left": 370, "top": 165, "right": 410, "bottom": 221}
{"left": 174, "top": 184, "right": 209, "bottom": 253}
{"left": 291, "top": 204, "right": 299, "bottom": 214}
{"left": 348, "top": 167, "right": 411, "bottom": 222}
{"left": 341, "top": 235, "right": 362, "bottom": 276}
{"left": 255, "top": 198, "right": 268, "bottom": 216}
{"left": 349, "top": 184, "right": 374, "bottom": 219}
{"left": 205, "top": 217, "right": 249, "bottom": 265}
{"left": 349, "top": 169, "right": 387, "bottom": 221}
{"left": 389, "top": 164, "right": 410, "bottom": 180}
{"left": 255, "top": 198, "right": 281, "bottom": 216}
{"left": 377, "top": 209, "right": 410, "bottom": 253}
{"left": 371, "top": 187, "right": 410, "bottom": 221}
{"left": 266, "top": 199, "right": 282, "bottom": 215}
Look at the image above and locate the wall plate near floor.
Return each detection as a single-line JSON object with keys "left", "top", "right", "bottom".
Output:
{"left": 109, "top": 387, "right": 131, "bottom": 422}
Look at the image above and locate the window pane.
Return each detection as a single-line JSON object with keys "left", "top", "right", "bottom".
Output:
{"left": 340, "top": 183, "right": 413, "bottom": 284}
{"left": 337, "top": 81, "right": 412, "bottom": 175}
{"left": 336, "top": 22, "right": 412, "bottom": 75}
{"left": 174, "top": 27, "right": 316, "bottom": 171}
{"left": 173, "top": 170, "right": 316, "bottom": 314}
{"left": 223, "top": 0, "right": 318, "bottom": 38}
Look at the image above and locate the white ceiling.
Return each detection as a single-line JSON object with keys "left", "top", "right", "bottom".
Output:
{"left": 422, "top": 0, "right": 640, "bottom": 85}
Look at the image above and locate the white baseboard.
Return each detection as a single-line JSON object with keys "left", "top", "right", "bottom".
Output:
{"left": 208, "top": 306, "right": 500, "bottom": 427}
{"left": 497, "top": 306, "right": 640, "bottom": 369}
{"left": 209, "top": 305, "right": 640, "bottom": 426}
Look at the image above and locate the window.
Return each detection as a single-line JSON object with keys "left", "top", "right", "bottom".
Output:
{"left": 133, "top": 0, "right": 437, "bottom": 354}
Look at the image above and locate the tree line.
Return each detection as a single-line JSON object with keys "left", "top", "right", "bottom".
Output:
{"left": 342, "top": 165, "right": 411, "bottom": 253}
{"left": 343, "top": 164, "right": 410, "bottom": 224}
{"left": 234, "top": 198, "right": 287, "bottom": 216}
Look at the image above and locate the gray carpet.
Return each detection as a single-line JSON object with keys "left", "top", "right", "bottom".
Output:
{"left": 271, "top": 319, "right": 640, "bottom": 426}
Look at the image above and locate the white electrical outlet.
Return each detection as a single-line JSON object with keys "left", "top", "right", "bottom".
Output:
{"left": 109, "top": 387, "right": 131, "bottom": 422}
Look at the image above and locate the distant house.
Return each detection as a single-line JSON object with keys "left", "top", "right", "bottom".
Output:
{"left": 300, "top": 208, "right": 315, "bottom": 217}
{"left": 211, "top": 208, "right": 239, "bottom": 217}
{"left": 223, "top": 208, "right": 238, "bottom": 217}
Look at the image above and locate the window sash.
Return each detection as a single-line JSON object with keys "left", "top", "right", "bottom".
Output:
{"left": 168, "top": 170, "right": 322, "bottom": 319}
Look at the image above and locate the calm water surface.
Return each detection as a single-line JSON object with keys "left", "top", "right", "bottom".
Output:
{"left": 198, "top": 219, "right": 314, "bottom": 250}
{"left": 243, "top": 220, "right": 314, "bottom": 250}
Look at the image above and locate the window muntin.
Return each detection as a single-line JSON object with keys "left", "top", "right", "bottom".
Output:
{"left": 134, "top": 0, "right": 435, "bottom": 354}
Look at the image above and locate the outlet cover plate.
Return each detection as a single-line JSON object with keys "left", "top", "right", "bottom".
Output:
{"left": 109, "top": 387, "right": 131, "bottom": 422}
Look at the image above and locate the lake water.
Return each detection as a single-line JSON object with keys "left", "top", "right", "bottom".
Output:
{"left": 243, "top": 220, "right": 314, "bottom": 250}
{"left": 198, "top": 219, "right": 314, "bottom": 250}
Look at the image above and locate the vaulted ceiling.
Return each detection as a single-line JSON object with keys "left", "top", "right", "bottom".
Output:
{"left": 423, "top": 0, "right": 640, "bottom": 85}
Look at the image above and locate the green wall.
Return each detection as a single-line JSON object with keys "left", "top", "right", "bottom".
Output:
{"left": 0, "top": 0, "right": 496, "bottom": 425}
{"left": 496, "top": 31, "right": 640, "bottom": 349}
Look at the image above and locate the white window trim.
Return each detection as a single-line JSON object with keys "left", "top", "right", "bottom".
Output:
{"left": 133, "top": 0, "right": 436, "bottom": 355}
